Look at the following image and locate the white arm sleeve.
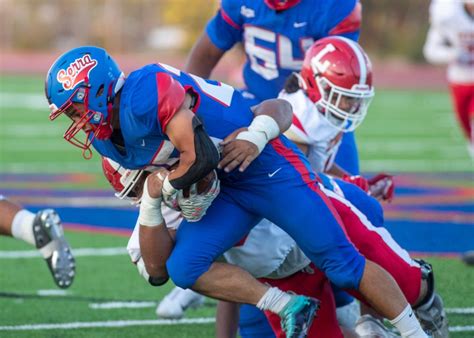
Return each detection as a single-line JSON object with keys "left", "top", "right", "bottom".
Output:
{"left": 423, "top": 24, "right": 457, "bottom": 64}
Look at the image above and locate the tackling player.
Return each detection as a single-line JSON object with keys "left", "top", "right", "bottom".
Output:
{"left": 46, "top": 46, "right": 429, "bottom": 337}
{"left": 0, "top": 196, "right": 75, "bottom": 288}
{"left": 102, "top": 158, "right": 447, "bottom": 338}
{"left": 423, "top": 0, "right": 474, "bottom": 156}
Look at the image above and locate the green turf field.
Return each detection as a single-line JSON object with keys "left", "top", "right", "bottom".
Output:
{"left": 1, "top": 75, "right": 473, "bottom": 337}
{"left": 0, "top": 232, "right": 473, "bottom": 337}
{"left": 0, "top": 75, "right": 473, "bottom": 176}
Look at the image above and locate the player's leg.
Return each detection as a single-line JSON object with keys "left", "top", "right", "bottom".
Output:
{"left": 0, "top": 196, "right": 75, "bottom": 288}
{"left": 334, "top": 131, "right": 360, "bottom": 175}
{"left": 324, "top": 189, "right": 448, "bottom": 337}
{"left": 449, "top": 82, "right": 474, "bottom": 145}
{"left": 238, "top": 304, "right": 276, "bottom": 338}
{"left": 166, "top": 192, "right": 319, "bottom": 337}
{"left": 251, "top": 139, "right": 427, "bottom": 337}
{"left": 260, "top": 264, "right": 344, "bottom": 338}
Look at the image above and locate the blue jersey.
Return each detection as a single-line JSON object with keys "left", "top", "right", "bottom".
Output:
{"left": 206, "top": 0, "right": 361, "bottom": 101}
{"left": 92, "top": 63, "right": 255, "bottom": 169}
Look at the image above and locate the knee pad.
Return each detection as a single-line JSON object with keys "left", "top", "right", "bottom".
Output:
{"left": 414, "top": 259, "right": 435, "bottom": 309}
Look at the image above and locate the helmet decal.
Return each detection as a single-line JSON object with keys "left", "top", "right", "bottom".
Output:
{"left": 56, "top": 55, "right": 98, "bottom": 91}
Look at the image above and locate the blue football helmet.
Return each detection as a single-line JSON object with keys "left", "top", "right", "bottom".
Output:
{"left": 45, "top": 46, "right": 124, "bottom": 158}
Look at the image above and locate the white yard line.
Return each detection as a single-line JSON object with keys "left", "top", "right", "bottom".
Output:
{"left": 0, "top": 247, "right": 127, "bottom": 259}
{"left": 89, "top": 301, "right": 157, "bottom": 309}
{"left": 0, "top": 92, "right": 46, "bottom": 109}
{"left": 446, "top": 308, "right": 474, "bottom": 314}
{"left": 0, "top": 319, "right": 471, "bottom": 332}
{"left": 0, "top": 318, "right": 216, "bottom": 331}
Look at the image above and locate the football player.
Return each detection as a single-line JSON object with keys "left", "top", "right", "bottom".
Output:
{"left": 185, "top": 0, "right": 363, "bottom": 175}
{"left": 282, "top": 36, "right": 394, "bottom": 203}
{"left": 185, "top": 0, "right": 365, "bottom": 321}
{"left": 423, "top": 0, "right": 474, "bottom": 156}
{"left": 46, "top": 46, "right": 429, "bottom": 337}
{"left": 0, "top": 196, "right": 75, "bottom": 288}
{"left": 102, "top": 159, "right": 446, "bottom": 338}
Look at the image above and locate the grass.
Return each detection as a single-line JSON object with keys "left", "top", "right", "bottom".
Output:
{"left": 0, "top": 75, "right": 473, "bottom": 337}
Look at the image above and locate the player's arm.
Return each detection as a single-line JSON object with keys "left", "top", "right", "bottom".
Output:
{"left": 184, "top": 32, "right": 226, "bottom": 78}
{"left": 216, "top": 301, "right": 240, "bottom": 338}
{"left": 184, "top": 0, "right": 242, "bottom": 78}
{"left": 423, "top": 23, "right": 456, "bottom": 64}
{"left": 328, "top": 1, "right": 362, "bottom": 41}
{"left": 218, "top": 99, "right": 293, "bottom": 172}
{"left": 138, "top": 170, "right": 174, "bottom": 286}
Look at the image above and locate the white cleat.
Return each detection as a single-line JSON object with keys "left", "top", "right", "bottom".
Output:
{"left": 33, "top": 209, "right": 75, "bottom": 289}
{"left": 156, "top": 287, "right": 205, "bottom": 319}
{"left": 355, "top": 315, "right": 399, "bottom": 338}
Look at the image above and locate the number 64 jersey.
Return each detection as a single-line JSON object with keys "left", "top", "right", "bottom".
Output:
{"left": 206, "top": 0, "right": 361, "bottom": 102}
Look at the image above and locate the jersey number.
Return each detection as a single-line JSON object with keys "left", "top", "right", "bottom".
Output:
{"left": 244, "top": 26, "right": 314, "bottom": 80}
{"left": 159, "top": 63, "right": 234, "bottom": 106}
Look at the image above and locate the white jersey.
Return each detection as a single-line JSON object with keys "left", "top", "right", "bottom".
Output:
{"left": 223, "top": 219, "right": 310, "bottom": 279}
{"left": 127, "top": 209, "right": 310, "bottom": 279}
{"left": 280, "top": 89, "right": 343, "bottom": 172}
{"left": 423, "top": 0, "right": 474, "bottom": 84}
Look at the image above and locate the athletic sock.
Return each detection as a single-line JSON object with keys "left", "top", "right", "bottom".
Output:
{"left": 389, "top": 304, "right": 428, "bottom": 338}
{"left": 256, "top": 287, "right": 292, "bottom": 314}
{"left": 11, "top": 209, "right": 36, "bottom": 246}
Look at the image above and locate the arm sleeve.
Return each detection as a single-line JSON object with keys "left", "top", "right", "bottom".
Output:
{"left": 155, "top": 73, "right": 186, "bottom": 133}
{"left": 423, "top": 1, "right": 456, "bottom": 64}
{"left": 205, "top": 0, "right": 243, "bottom": 51}
{"left": 327, "top": 0, "right": 361, "bottom": 42}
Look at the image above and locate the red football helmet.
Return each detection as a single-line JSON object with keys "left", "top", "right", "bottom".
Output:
{"left": 264, "top": 0, "right": 301, "bottom": 11}
{"left": 299, "top": 36, "right": 374, "bottom": 132}
{"left": 101, "top": 157, "right": 145, "bottom": 204}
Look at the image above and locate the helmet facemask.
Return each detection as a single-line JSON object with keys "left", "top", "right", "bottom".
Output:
{"left": 116, "top": 168, "right": 147, "bottom": 205}
{"left": 49, "top": 80, "right": 114, "bottom": 159}
{"left": 315, "top": 76, "right": 374, "bottom": 132}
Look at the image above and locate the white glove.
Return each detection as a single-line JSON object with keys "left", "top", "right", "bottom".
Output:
{"left": 178, "top": 170, "right": 220, "bottom": 222}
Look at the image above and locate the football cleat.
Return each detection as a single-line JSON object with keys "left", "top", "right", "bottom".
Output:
{"left": 32, "top": 209, "right": 75, "bottom": 289}
{"left": 280, "top": 295, "right": 320, "bottom": 338}
{"left": 156, "top": 287, "right": 205, "bottom": 319}
{"left": 355, "top": 314, "right": 398, "bottom": 338}
{"left": 415, "top": 293, "right": 449, "bottom": 338}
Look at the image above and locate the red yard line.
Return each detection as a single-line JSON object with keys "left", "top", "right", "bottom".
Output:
{"left": 64, "top": 223, "right": 132, "bottom": 237}
{"left": 385, "top": 210, "right": 474, "bottom": 223}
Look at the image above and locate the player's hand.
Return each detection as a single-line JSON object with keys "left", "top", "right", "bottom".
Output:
{"left": 342, "top": 174, "right": 369, "bottom": 192}
{"left": 146, "top": 168, "right": 169, "bottom": 198}
{"left": 218, "top": 128, "right": 259, "bottom": 173}
{"left": 368, "top": 173, "right": 395, "bottom": 202}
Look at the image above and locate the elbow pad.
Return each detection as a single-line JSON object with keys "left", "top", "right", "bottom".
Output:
{"left": 170, "top": 116, "right": 220, "bottom": 190}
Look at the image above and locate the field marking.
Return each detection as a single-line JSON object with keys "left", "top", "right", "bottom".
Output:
{"left": 0, "top": 247, "right": 127, "bottom": 259}
{"left": 0, "top": 318, "right": 216, "bottom": 331}
{"left": 447, "top": 308, "right": 474, "bottom": 314}
{"left": 0, "top": 319, "right": 471, "bottom": 332}
{"left": 0, "top": 92, "right": 46, "bottom": 110}
{"left": 37, "top": 290, "right": 69, "bottom": 296}
{"left": 89, "top": 301, "right": 157, "bottom": 309}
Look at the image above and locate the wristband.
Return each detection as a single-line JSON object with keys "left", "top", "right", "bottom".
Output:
{"left": 162, "top": 175, "right": 177, "bottom": 195}
{"left": 138, "top": 175, "right": 164, "bottom": 227}
{"left": 236, "top": 115, "right": 280, "bottom": 153}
